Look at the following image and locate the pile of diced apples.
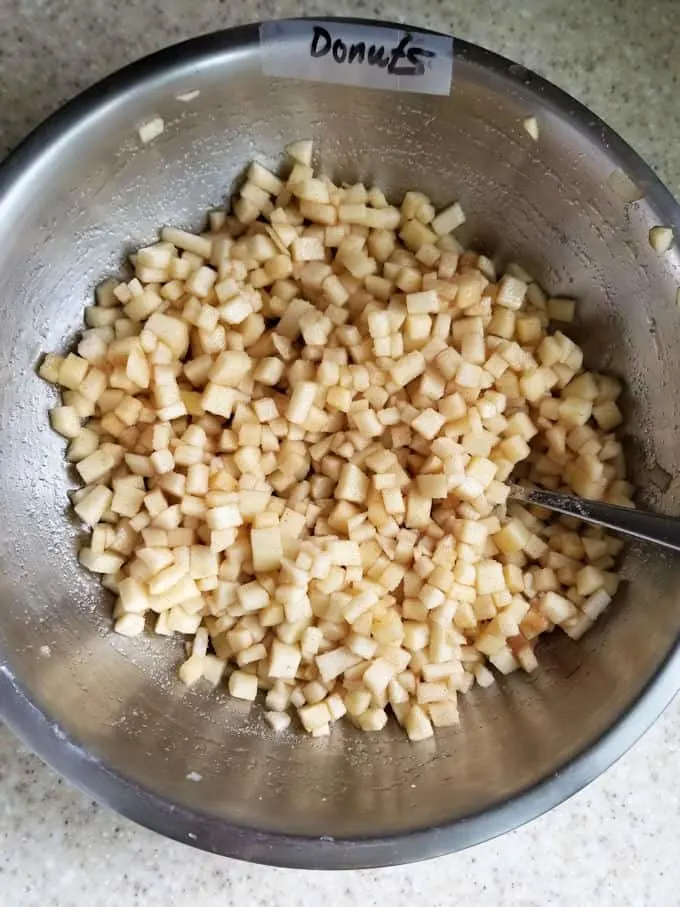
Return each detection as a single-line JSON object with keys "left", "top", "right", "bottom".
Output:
{"left": 40, "top": 140, "right": 631, "bottom": 741}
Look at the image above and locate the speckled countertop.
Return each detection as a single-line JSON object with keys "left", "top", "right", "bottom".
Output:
{"left": 1, "top": 1, "right": 680, "bottom": 904}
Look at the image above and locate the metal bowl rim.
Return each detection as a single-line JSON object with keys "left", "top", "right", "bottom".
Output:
{"left": 1, "top": 17, "right": 679, "bottom": 869}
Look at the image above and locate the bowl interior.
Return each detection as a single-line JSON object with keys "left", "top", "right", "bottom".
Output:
{"left": 0, "top": 24, "right": 679, "bottom": 867}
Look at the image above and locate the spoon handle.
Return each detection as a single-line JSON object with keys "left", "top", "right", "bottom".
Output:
{"left": 509, "top": 484, "right": 680, "bottom": 554}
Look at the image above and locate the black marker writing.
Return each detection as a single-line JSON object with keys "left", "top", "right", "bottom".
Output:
{"left": 309, "top": 26, "right": 435, "bottom": 77}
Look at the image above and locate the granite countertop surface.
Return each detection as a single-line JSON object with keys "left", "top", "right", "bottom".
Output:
{"left": 1, "top": 1, "right": 679, "bottom": 904}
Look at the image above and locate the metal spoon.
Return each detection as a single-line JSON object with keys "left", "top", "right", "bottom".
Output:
{"left": 508, "top": 484, "right": 680, "bottom": 554}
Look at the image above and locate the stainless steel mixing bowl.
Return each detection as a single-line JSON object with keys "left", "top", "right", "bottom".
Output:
{"left": 0, "top": 19, "right": 679, "bottom": 869}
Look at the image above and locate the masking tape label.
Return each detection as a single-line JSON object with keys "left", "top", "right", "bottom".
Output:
{"left": 260, "top": 20, "right": 453, "bottom": 96}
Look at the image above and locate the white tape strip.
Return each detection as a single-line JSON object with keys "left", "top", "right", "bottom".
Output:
{"left": 260, "top": 20, "right": 453, "bottom": 96}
